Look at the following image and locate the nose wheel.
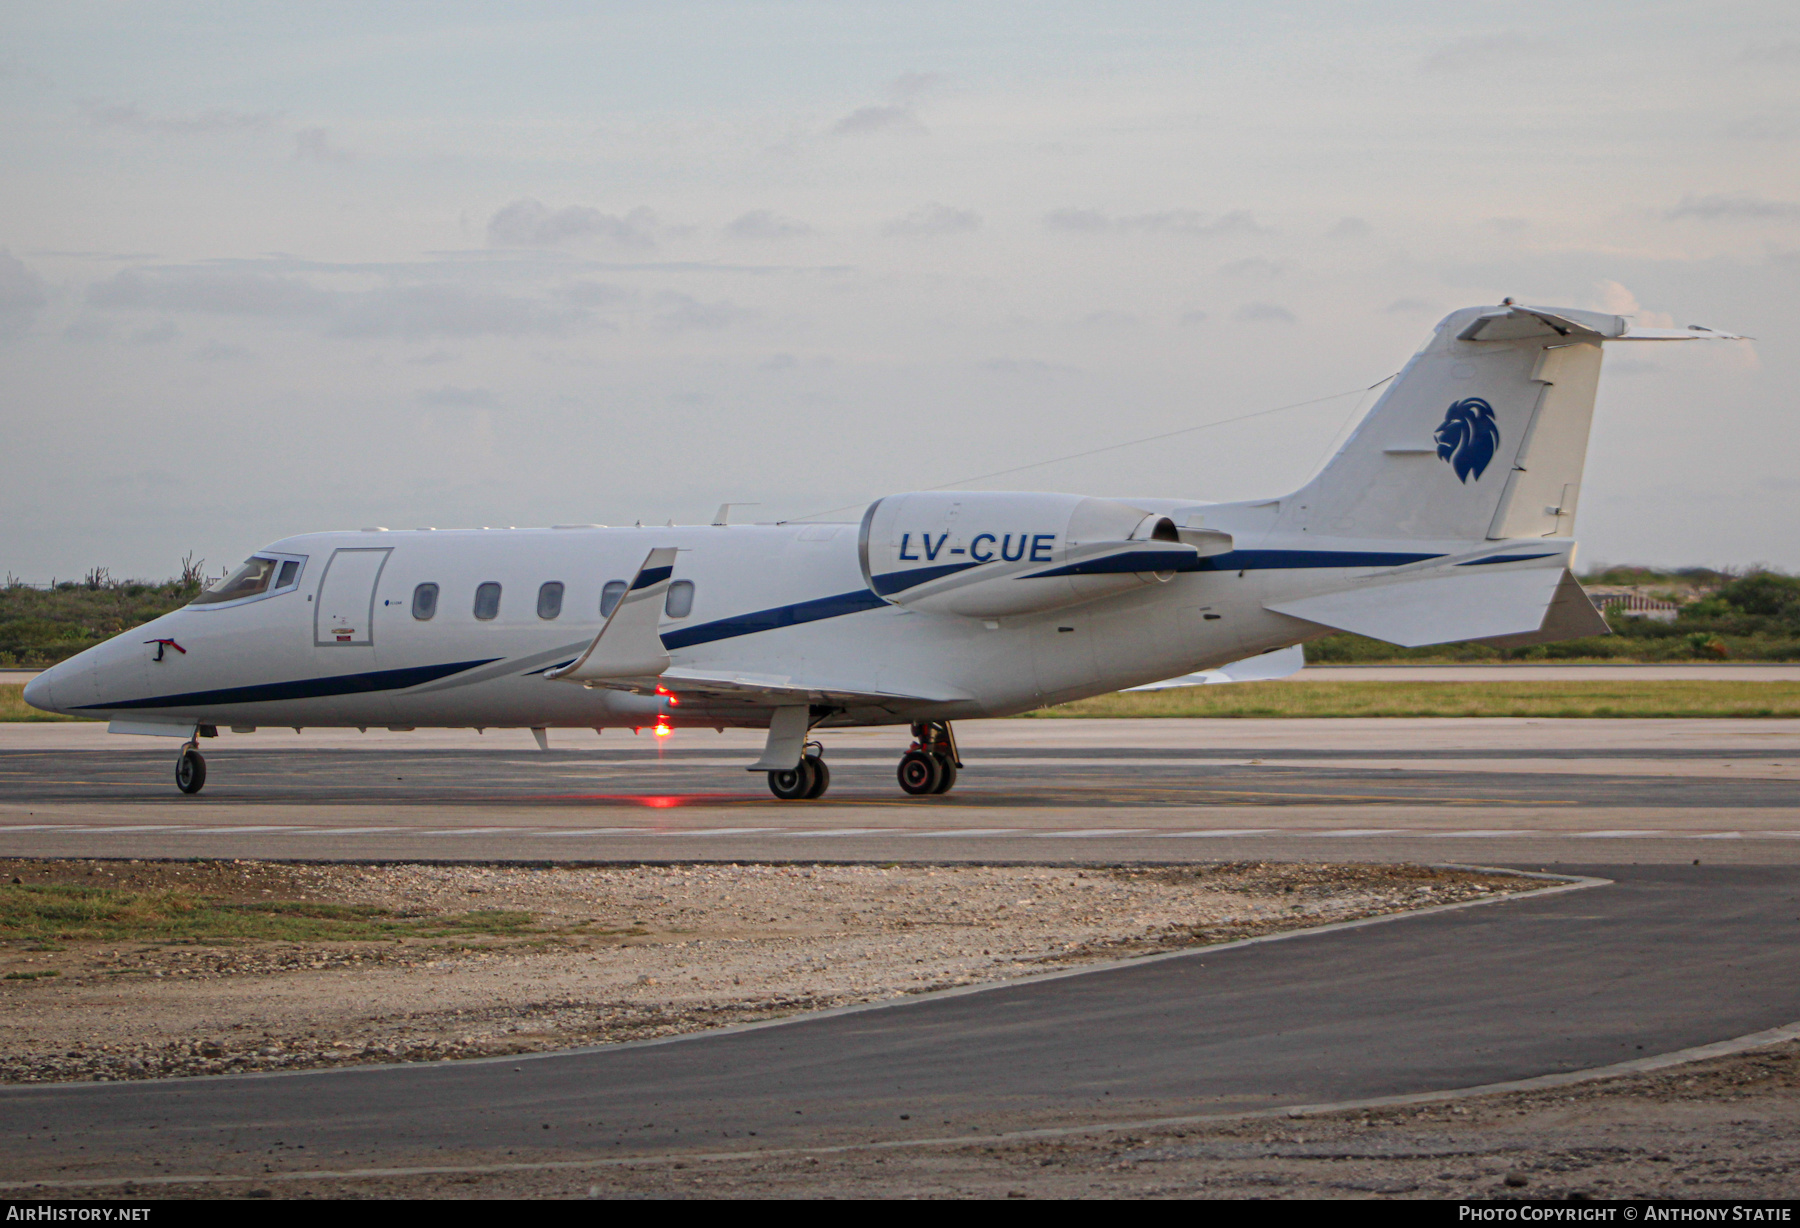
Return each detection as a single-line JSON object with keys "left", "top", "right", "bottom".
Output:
{"left": 766, "top": 743, "right": 831, "bottom": 800}
{"left": 175, "top": 743, "right": 207, "bottom": 795}
{"left": 898, "top": 721, "right": 960, "bottom": 796}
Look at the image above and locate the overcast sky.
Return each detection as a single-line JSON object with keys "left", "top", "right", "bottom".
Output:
{"left": 2, "top": 2, "right": 1796, "bottom": 580}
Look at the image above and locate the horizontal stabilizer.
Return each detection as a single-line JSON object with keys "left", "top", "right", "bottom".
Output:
{"left": 1129, "top": 644, "right": 1306, "bottom": 690}
{"left": 1474, "top": 569, "right": 1611, "bottom": 648}
{"left": 1266, "top": 562, "right": 1565, "bottom": 648}
{"left": 545, "top": 547, "right": 677, "bottom": 683}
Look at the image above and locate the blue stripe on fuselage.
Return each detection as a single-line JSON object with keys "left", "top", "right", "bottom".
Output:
{"left": 1456, "top": 553, "right": 1558, "bottom": 566}
{"left": 870, "top": 560, "right": 981, "bottom": 596}
{"left": 1186, "top": 549, "right": 1441, "bottom": 571}
{"left": 75, "top": 658, "right": 501, "bottom": 712}
{"left": 659, "top": 588, "right": 888, "bottom": 651}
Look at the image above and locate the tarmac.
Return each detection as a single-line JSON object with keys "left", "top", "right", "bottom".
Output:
{"left": 0, "top": 717, "right": 1794, "bottom": 865}
{"left": 0, "top": 714, "right": 1795, "bottom": 1188}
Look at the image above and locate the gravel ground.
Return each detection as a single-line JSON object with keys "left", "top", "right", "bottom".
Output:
{"left": 0, "top": 858, "right": 1529, "bottom": 1083}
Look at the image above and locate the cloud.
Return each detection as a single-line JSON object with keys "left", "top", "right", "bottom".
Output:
{"left": 193, "top": 341, "right": 251, "bottom": 362}
{"left": 1723, "top": 115, "right": 1800, "bottom": 141}
{"left": 759, "top": 352, "right": 798, "bottom": 371}
{"left": 886, "top": 72, "right": 946, "bottom": 101}
{"left": 1385, "top": 298, "right": 1437, "bottom": 314}
{"left": 1178, "top": 309, "right": 1209, "bottom": 326}
{"left": 560, "top": 281, "right": 636, "bottom": 308}
{"left": 654, "top": 295, "right": 746, "bottom": 332}
{"left": 1739, "top": 38, "right": 1800, "bottom": 65}
{"left": 882, "top": 203, "right": 981, "bottom": 237}
{"left": 87, "top": 268, "right": 334, "bottom": 317}
{"left": 81, "top": 101, "right": 275, "bottom": 135}
{"left": 1219, "top": 257, "right": 1285, "bottom": 279}
{"left": 0, "top": 249, "right": 48, "bottom": 339}
{"left": 1664, "top": 193, "right": 1800, "bottom": 222}
{"left": 417, "top": 386, "right": 497, "bottom": 409}
{"left": 62, "top": 317, "right": 114, "bottom": 343}
{"left": 1044, "top": 208, "right": 1263, "bottom": 236}
{"left": 332, "top": 285, "right": 587, "bottom": 339}
{"left": 486, "top": 199, "right": 658, "bottom": 247}
{"left": 831, "top": 103, "right": 923, "bottom": 135}
{"left": 977, "top": 357, "right": 1079, "bottom": 376}
{"left": 1232, "top": 302, "right": 1296, "bottom": 324}
{"left": 294, "top": 127, "right": 352, "bottom": 163}
{"left": 1484, "top": 217, "right": 1530, "bottom": 234}
{"left": 724, "top": 209, "right": 813, "bottom": 240}
{"left": 1592, "top": 281, "right": 1675, "bottom": 328}
{"left": 128, "top": 320, "right": 180, "bottom": 345}
{"left": 1080, "top": 310, "right": 1140, "bottom": 328}
{"left": 1421, "top": 32, "right": 1549, "bottom": 73}
{"left": 1328, "top": 217, "right": 1370, "bottom": 238}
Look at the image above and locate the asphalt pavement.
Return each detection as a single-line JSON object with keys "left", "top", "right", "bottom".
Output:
{"left": 1, "top": 863, "right": 1796, "bottom": 1187}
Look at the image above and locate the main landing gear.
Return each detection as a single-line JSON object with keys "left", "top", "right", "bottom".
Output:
{"left": 175, "top": 740, "right": 206, "bottom": 795}
{"left": 898, "top": 721, "right": 960, "bottom": 796}
{"left": 765, "top": 742, "right": 831, "bottom": 801}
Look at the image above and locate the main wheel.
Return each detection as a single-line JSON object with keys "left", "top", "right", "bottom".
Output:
{"left": 767, "top": 759, "right": 817, "bottom": 800}
{"left": 930, "top": 753, "right": 957, "bottom": 794}
{"left": 897, "top": 750, "right": 942, "bottom": 795}
{"left": 175, "top": 748, "right": 207, "bottom": 795}
{"left": 803, "top": 755, "right": 831, "bottom": 799}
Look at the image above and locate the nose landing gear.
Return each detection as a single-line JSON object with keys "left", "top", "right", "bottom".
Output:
{"left": 175, "top": 741, "right": 207, "bottom": 795}
{"left": 898, "top": 721, "right": 960, "bottom": 796}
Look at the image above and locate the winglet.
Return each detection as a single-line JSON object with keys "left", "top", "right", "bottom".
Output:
{"left": 545, "top": 547, "right": 677, "bottom": 682}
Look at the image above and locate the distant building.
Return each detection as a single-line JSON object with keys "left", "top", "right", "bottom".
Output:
{"left": 1589, "top": 591, "right": 1681, "bottom": 623}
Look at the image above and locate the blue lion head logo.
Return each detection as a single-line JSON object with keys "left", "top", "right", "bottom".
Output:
{"left": 1434, "top": 397, "right": 1500, "bottom": 483}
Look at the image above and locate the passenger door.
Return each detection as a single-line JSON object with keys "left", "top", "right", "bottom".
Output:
{"left": 314, "top": 548, "right": 391, "bottom": 648}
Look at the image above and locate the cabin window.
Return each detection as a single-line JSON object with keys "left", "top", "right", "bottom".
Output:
{"left": 189, "top": 557, "right": 278, "bottom": 605}
{"left": 276, "top": 560, "right": 301, "bottom": 588}
{"left": 473, "top": 582, "right": 502, "bottom": 621}
{"left": 665, "top": 580, "right": 696, "bottom": 619}
{"left": 600, "top": 579, "right": 627, "bottom": 618}
{"left": 537, "top": 581, "right": 565, "bottom": 620}
{"left": 411, "top": 583, "right": 439, "bottom": 621}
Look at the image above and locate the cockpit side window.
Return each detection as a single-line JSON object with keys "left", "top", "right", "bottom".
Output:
{"left": 189, "top": 557, "right": 278, "bottom": 606}
{"left": 276, "top": 560, "right": 300, "bottom": 588}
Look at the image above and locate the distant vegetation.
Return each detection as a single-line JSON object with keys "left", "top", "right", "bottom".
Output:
{"left": 2, "top": 559, "right": 1797, "bottom": 669}
{"left": 1033, "top": 680, "right": 1800, "bottom": 719}
{"left": 0, "top": 556, "right": 206, "bottom": 668}
{"left": 1306, "top": 568, "right": 1800, "bottom": 664}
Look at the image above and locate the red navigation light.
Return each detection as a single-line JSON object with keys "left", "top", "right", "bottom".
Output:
{"left": 653, "top": 723, "right": 672, "bottom": 738}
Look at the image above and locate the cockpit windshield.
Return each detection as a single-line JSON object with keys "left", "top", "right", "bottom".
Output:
{"left": 189, "top": 557, "right": 279, "bottom": 606}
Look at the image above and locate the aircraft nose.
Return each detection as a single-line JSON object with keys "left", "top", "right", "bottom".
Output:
{"left": 21, "top": 669, "right": 58, "bottom": 713}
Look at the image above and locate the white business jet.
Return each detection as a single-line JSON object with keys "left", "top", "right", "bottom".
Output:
{"left": 24, "top": 303, "right": 1741, "bottom": 798}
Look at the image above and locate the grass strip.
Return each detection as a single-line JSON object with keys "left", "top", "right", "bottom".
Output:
{"left": 0, "top": 684, "right": 89, "bottom": 722}
{"left": 0, "top": 884, "right": 537, "bottom": 944}
{"left": 1024, "top": 679, "right": 1800, "bottom": 719}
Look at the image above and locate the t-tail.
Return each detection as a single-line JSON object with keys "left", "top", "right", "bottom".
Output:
{"left": 1241, "top": 303, "right": 1745, "bottom": 649}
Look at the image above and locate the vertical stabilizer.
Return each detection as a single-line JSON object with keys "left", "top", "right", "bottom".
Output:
{"left": 1285, "top": 304, "right": 1631, "bottom": 542}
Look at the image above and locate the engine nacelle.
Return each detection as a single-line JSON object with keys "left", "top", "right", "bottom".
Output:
{"left": 858, "top": 491, "right": 1209, "bottom": 619}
